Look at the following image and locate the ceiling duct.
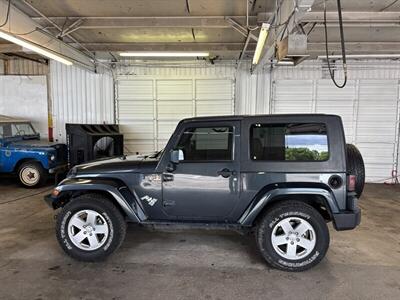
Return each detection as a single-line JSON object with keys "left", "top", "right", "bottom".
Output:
{"left": 276, "top": 33, "right": 309, "bottom": 65}
{"left": 254, "top": 0, "right": 315, "bottom": 70}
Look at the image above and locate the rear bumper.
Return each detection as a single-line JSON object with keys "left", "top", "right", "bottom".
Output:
{"left": 332, "top": 193, "right": 361, "bottom": 231}
{"left": 332, "top": 208, "right": 361, "bottom": 231}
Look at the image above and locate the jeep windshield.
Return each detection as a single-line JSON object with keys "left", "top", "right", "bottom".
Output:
{"left": 0, "top": 122, "right": 38, "bottom": 139}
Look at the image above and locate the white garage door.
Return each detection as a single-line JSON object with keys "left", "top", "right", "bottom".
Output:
{"left": 272, "top": 79, "right": 400, "bottom": 182}
{"left": 116, "top": 77, "right": 234, "bottom": 154}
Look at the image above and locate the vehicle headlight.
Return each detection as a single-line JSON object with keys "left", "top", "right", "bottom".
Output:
{"left": 50, "top": 155, "right": 56, "bottom": 161}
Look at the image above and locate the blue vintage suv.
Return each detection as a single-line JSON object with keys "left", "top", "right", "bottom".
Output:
{"left": 0, "top": 115, "right": 67, "bottom": 187}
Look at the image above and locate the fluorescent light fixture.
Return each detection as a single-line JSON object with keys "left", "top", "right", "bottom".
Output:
{"left": 276, "top": 60, "right": 294, "bottom": 66}
{"left": 252, "top": 23, "right": 270, "bottom": 65}
{"left": 0, "top": 30, "right": 73, "bottom": 65}
{"left": 119, "top": 52, "right": 210, "bottom": 57}
{"left": 318, "top": 54, "right": 400, "bottom": 59}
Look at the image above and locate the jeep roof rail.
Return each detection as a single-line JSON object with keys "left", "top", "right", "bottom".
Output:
{"left": 180, "top": 113, "right": 341, "bottom": 123}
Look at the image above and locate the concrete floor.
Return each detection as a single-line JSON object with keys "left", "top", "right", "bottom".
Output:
{"left": 0, "top": 179, "right": 399, "bottom": 300}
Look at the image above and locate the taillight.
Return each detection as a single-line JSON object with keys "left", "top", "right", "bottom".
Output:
{"left": 348, "top": 175, "right": 356, "bottom": 192}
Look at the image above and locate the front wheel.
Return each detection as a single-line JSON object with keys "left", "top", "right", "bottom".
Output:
{"left": 18, "top": 161, "right": 47, "bottom": 188}
{"left": 56, "top": 194, "right": 126, "bottom": 261}
{"left": 256, "top": 201, "right": 330, "bottom": 272}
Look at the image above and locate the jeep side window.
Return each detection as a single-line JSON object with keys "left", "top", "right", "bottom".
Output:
{"left": 250, "top": 123, "right": 329, "bottom": 161}
{"left": 0, "top": 124, "right": 12, "bottom": 138}
{"left": 176, "top": 126, "right": 233, "bottom": 161}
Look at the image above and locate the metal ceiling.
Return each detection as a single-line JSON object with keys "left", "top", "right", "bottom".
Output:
{"left": 1, "top": 0, "right": 400, "bottom": 63}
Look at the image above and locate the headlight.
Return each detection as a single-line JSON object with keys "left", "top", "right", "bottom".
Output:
{"left": 51, "top": 187, "right": 61, "bottom": 197}
{"left": 50, "top": 155, "right": 56, "bottom": 161}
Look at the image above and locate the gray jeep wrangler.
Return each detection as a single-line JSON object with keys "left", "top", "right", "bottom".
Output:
{"left": 45, "top": 114, "right": 364, "bottom": 272}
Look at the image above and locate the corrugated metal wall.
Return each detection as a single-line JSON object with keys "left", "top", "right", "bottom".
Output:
{"left": 117, "top": 60, "right": 237, "bottom": 77}
{"left": 272, "top": 79, "right": 399, "bottom": 182}
{"left": 273, "top": 60, "right": 400, "bottom": 80}
{"left": 235, "top": 61, "right": 271, "bottom": 115}
{"left": 236, "top": 60, "right": 400, "bottom": 115}
{"left": 50, "top": 61, "right": 114, "bottom": 142}
{"left": 0, "top": 60, "right": 4, "bottom": 75}
{"left": 236, "top": 59, "right": 400, "bottom": 183}
{"left": 116, "top": 62, "right": 236, "bottom": 153}
{"left": 0, "top": 58, "right": 48, "bottom": 75}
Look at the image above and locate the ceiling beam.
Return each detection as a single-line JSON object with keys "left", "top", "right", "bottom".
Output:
{"left": 30, "top": 12, "right": 400, "bottom": 30}
{"left": 71, "top": 42, "right": 256, "bottom": 52}
{"left": 258, "top": 11, "right": 400, "bottom": 24}
{"left": 60, "top": 18, "right": 85, "bottom": 37}
{"left": 69, "top": 41, "right": 400, "bottom": 56}
{"left": 32, "top": 16, "right": 258, "bottom": 29}
{"left": 308, "top": 42, "right": 400, "bottom": 54}
{"left": 225, "top": 18, "right": 258, "bottom": 41}
{"left": 0, "top": 0, "right": 94, "bottom": 70}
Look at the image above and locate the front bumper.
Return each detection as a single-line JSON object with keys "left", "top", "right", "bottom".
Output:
{"left": 44, "top": 192, "right": 66, "bottom": 209}
{"left": 44, "top": 193, "right": 54, "bottom": 208}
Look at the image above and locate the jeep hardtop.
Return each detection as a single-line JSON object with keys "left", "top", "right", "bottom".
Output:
{"left": 45, "top": 114, "right": 364, "bottom": 271}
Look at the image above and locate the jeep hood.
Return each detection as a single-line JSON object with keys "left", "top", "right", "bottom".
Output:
{"left": 7, "top": 139, "right": 63, "bottom": 152}
{"left": 73, "top": 155, "right": 159, "bottom": 175}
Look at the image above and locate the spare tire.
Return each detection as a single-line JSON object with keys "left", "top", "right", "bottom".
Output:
{"left": 346, "top": 144, "right": 365, "bottom": 198}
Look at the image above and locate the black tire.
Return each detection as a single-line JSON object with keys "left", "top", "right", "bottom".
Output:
{"left": 346, "top": 144, "right": 365, "bottom": 198}
{"left": 18, "top": 161, "right": 47, "bottom": 188}
{"left": 256, "top": 201, "right": 330, "bottom": 272}
{"left": 56, "top": 194, "right": 126, "bottom": 262}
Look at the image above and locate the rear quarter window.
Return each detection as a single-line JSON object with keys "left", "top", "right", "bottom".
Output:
{"left": 250, "top": 123, "right": 329, "bottom": 161}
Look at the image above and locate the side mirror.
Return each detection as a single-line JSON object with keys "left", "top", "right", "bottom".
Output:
{"left": 170, "top": 149, "right": 183, "bottom": 164}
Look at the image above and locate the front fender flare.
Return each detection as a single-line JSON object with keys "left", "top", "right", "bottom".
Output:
{"left": 238, "top": 187, "right": 339, "bottom": 226}
{"left": 49, "top": 178, "right": 141, "bottom": 222}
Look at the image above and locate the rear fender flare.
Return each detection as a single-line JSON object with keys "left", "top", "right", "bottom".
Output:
{"left": 238, "top": 187, "right": 339, "bottom": 226}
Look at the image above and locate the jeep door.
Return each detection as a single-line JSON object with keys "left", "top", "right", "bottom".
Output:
{"left": 161, "top": 121, "right": 240, "bottom": 221}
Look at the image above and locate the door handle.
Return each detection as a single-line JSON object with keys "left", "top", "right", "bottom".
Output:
{"left": 217, "top": 168, "right": 236, "bottom": 178}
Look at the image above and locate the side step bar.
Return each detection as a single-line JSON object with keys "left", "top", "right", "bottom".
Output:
{"left": 136, "top": 221, "right": 251, "bottom": 232}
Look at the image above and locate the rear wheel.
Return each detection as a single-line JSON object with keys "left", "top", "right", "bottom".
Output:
{"left": 256, "top": 201, "right": 330, "bottom": 272}
{"left": 18, "top": 161, "right": 47, "bottom": 188}
{"left": 56, "top": 194, "right": 126, "bottom": 262}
